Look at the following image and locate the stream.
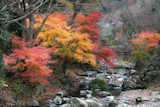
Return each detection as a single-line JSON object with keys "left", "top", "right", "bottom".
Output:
{"left": 43, "top": 59, "right": 160, "bottom": 107}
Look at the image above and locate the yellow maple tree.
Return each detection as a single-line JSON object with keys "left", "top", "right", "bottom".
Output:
{"left": 34, "top": 12, "right": 97, "bottom": 66}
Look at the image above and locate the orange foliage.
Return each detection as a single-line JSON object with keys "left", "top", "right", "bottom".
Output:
{"left": 130, "top": 31, "right": 160, "bottom": 51}
{"left": 74, "top": 11, "right": 102, "bottom": 41}
{"left": 4, "top": 36, "right": 54, "bottom": 84}
{"left": 34, "top": 12, "right": 115, "bottom": 66}
{"left": 34, "top": 12, "right": 97, "bottom": 66}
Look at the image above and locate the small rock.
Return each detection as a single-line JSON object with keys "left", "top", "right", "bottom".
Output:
{"left": 80, "top": 90, "right": 87, "bottom": 97}
{"left": 97, "top": 91, "right": 111, "bottom": 97}
{"left": 151, "top": 91, "right": 160, "bottom": 96}
{"left": 71, "top": 98, "right": 88, "bottom": 107}
{"left": 49, "top": 103, "right": 57, "bottom": 107}
{"left": 105, "top": 96, "right": 115, "bottom": 102}
{"left": 86, "top": 99, "right": 103, "bottom": 107}
{"left": 57, "top": 90, "right": 68, "bottom": 97}
{"left": 152, "top": 96, "right": 160, "bottom": 102}
{"left": 130, "top": 69, "right": 137, "bottom": 75}
{"left": 63, "top": 97, "right": 70, "bottom": 103}
{"left": 54, "top": 96, "right": 63, "bottom": 105}
{"left": 108, "top": 101, "right": 117, "bottom": 107}
{"left": 28, "top": 100, "right": 39, "bottom": 107}
{"left": 116, "top": 103, "right": 129, "bottom": 107}
{"left": 86, "top": 94, "right": 92, "bottom": 98}
{"left": 59, "top": 104, "right": 72, "bottom": 107}
{"left": 117, "top": 78, "right": 124, "bottom": 82}
{"left": 47, "top": 99, "right": 54, "bottom": 104}
{"left": 135, "top": 97, "right": 142, "bottom": 104}
{"left": 96, "top": 73, "right": 106, "bottom": 80}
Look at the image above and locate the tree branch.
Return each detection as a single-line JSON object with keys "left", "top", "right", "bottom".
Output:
{"left": 34, "top": 0, "right": 54, "bottom": 40}
{"left": 7, "top": 0, "right": 49, "bottom": 24}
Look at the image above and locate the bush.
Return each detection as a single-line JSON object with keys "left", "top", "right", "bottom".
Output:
{"left": 3, "top": 36, "right": 54, "bottom": 84}
{"left": 130, "top": 31, "right": 160, "bottom": 70}
{"left": 89, "top": 79, "right": 109, "bottom": 92}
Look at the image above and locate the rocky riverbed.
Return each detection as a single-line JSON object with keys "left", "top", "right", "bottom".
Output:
{"left": 33, "top": 59, "right": 159, "bottom": 107}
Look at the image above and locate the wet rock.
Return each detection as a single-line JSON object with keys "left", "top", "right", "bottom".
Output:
{"left": 96, "top": 73, "right": 107, "bottom": 80}
{"left": 28, "top": 100, "right": 40, "bottom": 107}
{"left": 60, "top": 104, "right": 72, "bottom": 107}
{"left": 105, "top": 96, "right": 115, "bottom": 102}
{"left": 122, "top": 76, "right": 145, "bottom": 90}
{"left": 152, "top": 96, "right": 160, "bottom": 102}
{"left": 71, "top": 98, "right": 88, "bottom": 107}
{"left": 49, "top": 103, "right": 57, "bottom": 107}
{"left": 53, "top": 96, "right": 63, "bottom": 105}
{"left": 110, "top": 87, "right": 122, "bottom": 96}
{"left": 85, "top": 71, "right": 98, "bottom": 77}
{"left": 63, "top": 97, "right": 70, "bottom": 103}
{"left": 151, "top": 91, "right": 160, "bottom": 96}
{"left": 96, "top": 91, "right": 111, "bottom": 98}
{"left": 79, "top": 80, "right": 90, "bottom": 90}
{"left": 116, "top": 103, "right": 129, "bottom": 107}
{"left": 80, "top": 90, "right": 87, "bottom": 97}
{"left": 143, "top": 71, "right": 160, "bottom": 83}
{"left": 129, "top": 69, "right": 137, "bottom": 75}
{"left": 103, "top": 96, "right": 118, "bottom": 107}
{"left": 67, "top": 86, "right": 80, "bottom": 97}
{"left": 80, "top": 90, "right": 93, "bottom": 98}
{"left": 86, "top": 99, "right": 103, "bottom": 107}
{"left": 86, "top": 94, "right": 92, "bottom": 98}
{"left": 108, "top": 101, "right": 117, "bottom": 107}
{"left": 135, "top": 97, "right": 142, "bottom": 104}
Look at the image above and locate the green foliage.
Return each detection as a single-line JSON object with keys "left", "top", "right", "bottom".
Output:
{"left": 0, "top": 80, "right": 8, "bottom": 87}
{"left": 132, "top": 49, "right": 151, "bottom": 62}
{"left": 89, "top": 79, "right": 109, "bottom": 93}
{"left": 11, "top": 80, "right": 24, "bottom": 95}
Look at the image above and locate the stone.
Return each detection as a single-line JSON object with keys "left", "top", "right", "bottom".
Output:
{"left": 96, "top": 73, "right": 106, "bottom": 80}
{"left": 79, "top": 81, "right": 90, "bottom": 90}
{"left": 28, "top": 100, "right": 40, "bottom": 107}
{"left": 63, "top": 97, "right": 70, "bottom": 103}
{"left": 152, "top": 96, "right": 160, "bottom": 102}
{"left": 108, "top": 101, "right": 117, "bottom": 107}
{"left": 57, "top": 90, "right": 68, "bottom": 97}
{"left": 105, "top": 96, "right": 115, "bottom": 102}
{"left": 117, "top": 78, "right": 124, "bottom": 82}
{"left": 80, "top": 90, "right": 87, "bottom": 97}
{"left": 47, "top": 99, "right": 54, "bottom": 104}
{"left": 151, "top": 91, "right": 160, "bottom": 96}
{"left": 86, "top": 94, "right": 92, "bottom": 98}
{"left": 135, "top": 97, "right": 142, "bottom": 104}
{"left": 53, "top": 96, "right": 63, "bottom": 105}
{"left": 60, "top": 104, "right": 72, "bottom": 107}
{"left": 86, "top": 99, "right": 103, "bottom": 107}
{"left": 96, "top": 91, "right": 111, "bottom": 97}
{"left": 49, "top": 103, "right": 57, "bottom": 107}
{"left": 71, "top": 98, "right": 88, "bottom": 107}
{"left": 116, "top": 103, "right": 129, "bottom": 107}
{"left": 130, "top": 69, "right": 137, "bottom": 75}
{"left": 86, "top": 71, "right": 97, "bottom": 77}
{"left": 122, "top": 79, "right": 137, "bottom": 90}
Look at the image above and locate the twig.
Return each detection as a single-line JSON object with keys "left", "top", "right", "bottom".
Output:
{"left": 7, "top": 0, "right": 49, "bottom": 24}
{"left": 34, "top": 0, "right": 54, "bottom": 40}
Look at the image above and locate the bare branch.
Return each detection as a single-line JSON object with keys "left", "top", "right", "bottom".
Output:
{"left": 34, "top": 0, "right": 54, "bottom": 40}
{"left": 7, "top": 0, "right": 49, "bottom": 24}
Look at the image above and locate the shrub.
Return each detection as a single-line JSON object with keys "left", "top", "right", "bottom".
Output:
{"left": 130, "top": 31, "right": 160, "bottom": 70}
{"left": 89, "top": 79, "right": 109, "bottom": 93}
{"left": 3, "top": 41, "right": 53, "bottom": 84}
